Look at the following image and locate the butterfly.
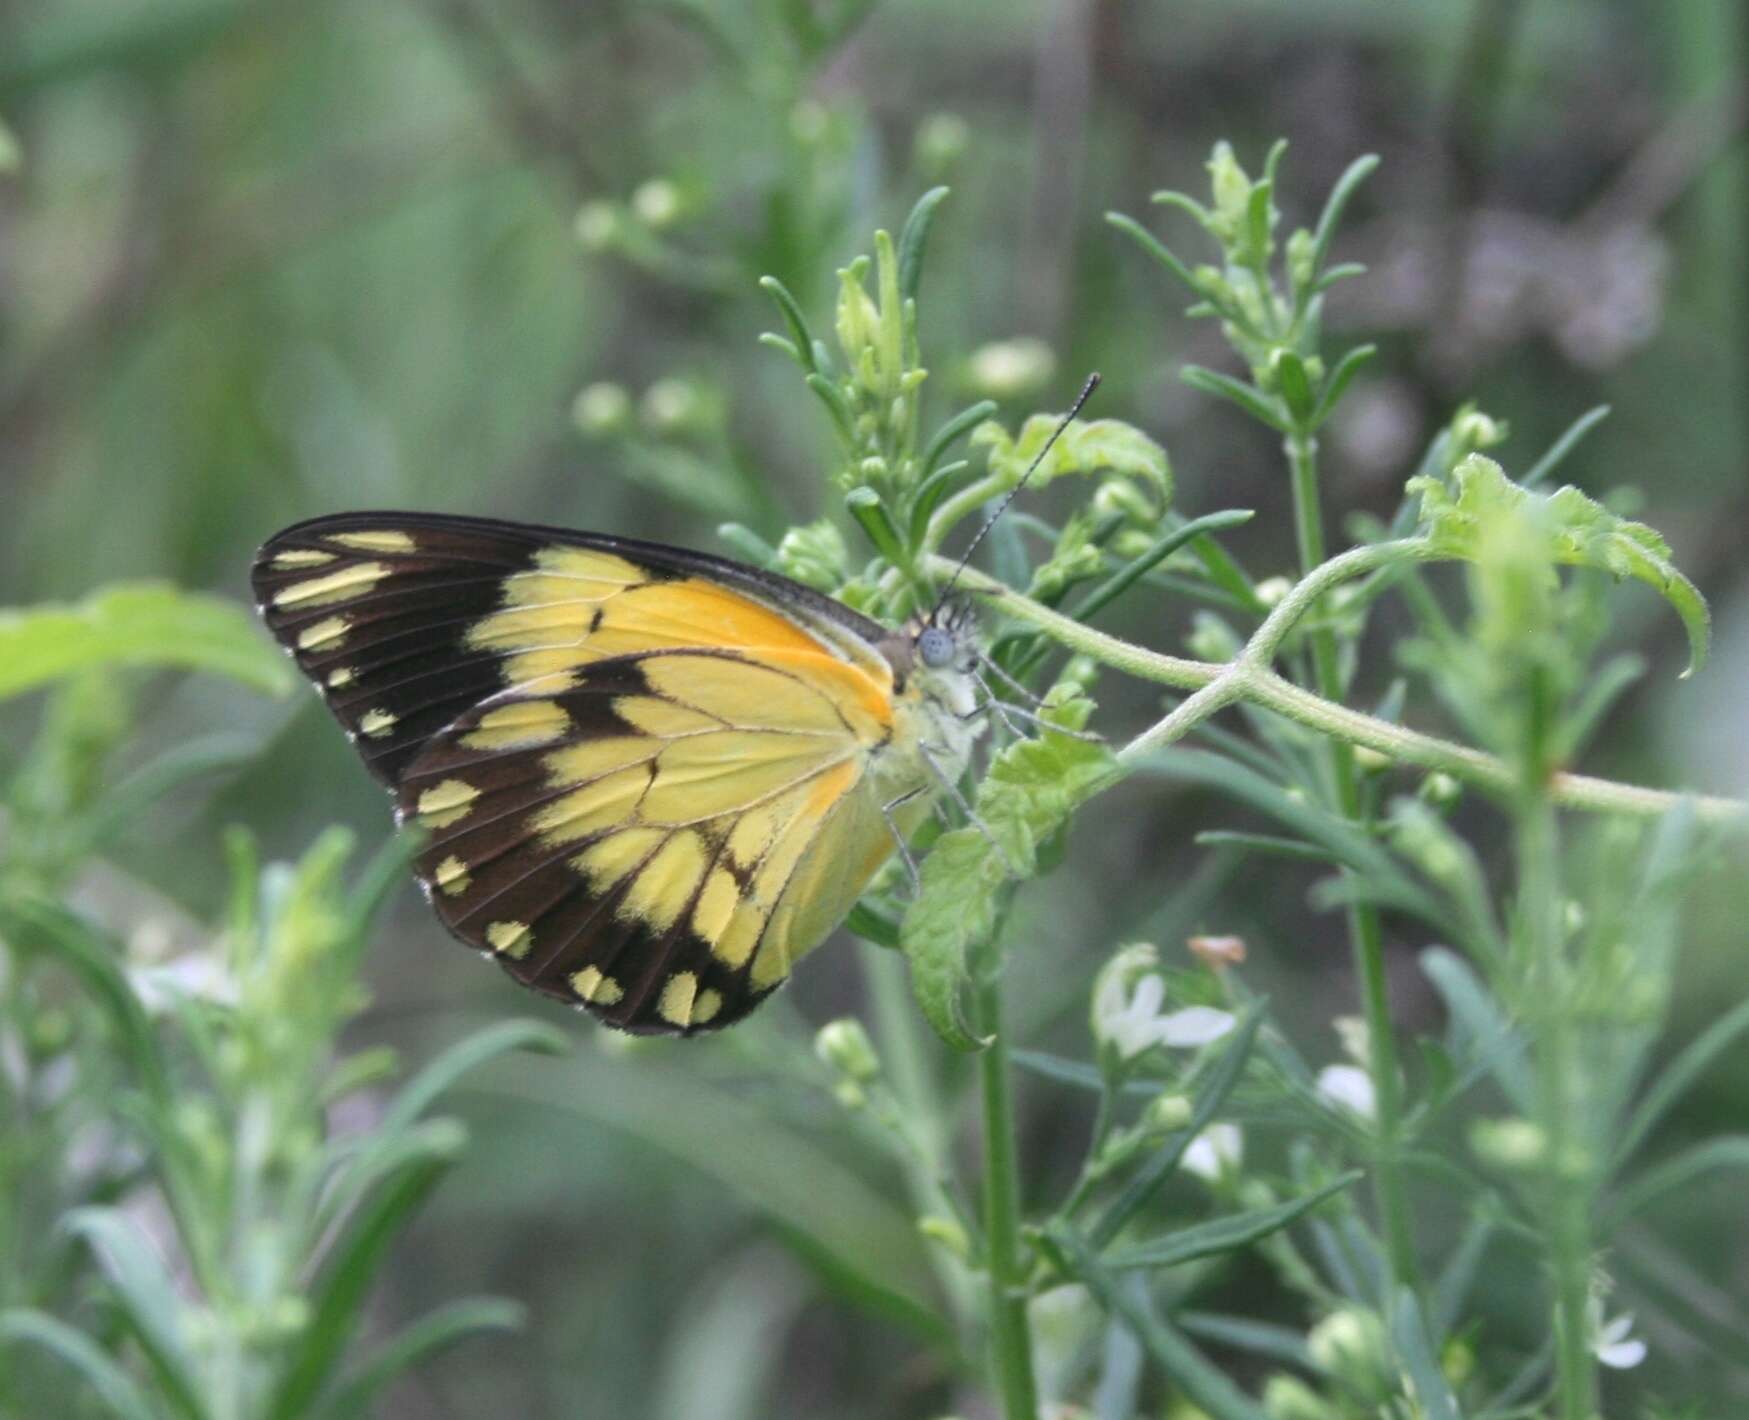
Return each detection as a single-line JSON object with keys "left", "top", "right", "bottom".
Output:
{"left": 251, "top": 513, "right": 986, "bottom": 1035}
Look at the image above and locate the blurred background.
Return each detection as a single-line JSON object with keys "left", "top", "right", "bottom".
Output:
{"left": 2, "top": 1, "right": 1745, "bottom": 1416}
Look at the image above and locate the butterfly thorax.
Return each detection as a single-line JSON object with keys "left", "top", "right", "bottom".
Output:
{"left": 868, "top": 609, "right": 986, "bottom": 805}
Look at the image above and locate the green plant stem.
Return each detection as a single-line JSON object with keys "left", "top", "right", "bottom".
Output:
{"left": 921, "top": 556, "right": 1749, "bottom": 824}
{"left": 1285, "top": 429, "right": 1418, "bottom": 1295}
{"left": 974, "top": 972, "right": 1038, "bottom": 1420}
{"left": 861, "top": 945, "right": 980, "bottom": 1329}
{"left": 1520, "top": 796, "right": 1598, "bottom": 1420}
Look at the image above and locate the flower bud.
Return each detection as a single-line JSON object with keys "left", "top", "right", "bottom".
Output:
{"left": 917, "top": 1214, "right": 970, "bottom": 1260}
{"left": 631, "top": 178, "right": 682, "bottom": 230}
{"left": 1187, "top": 612, "right": 1241, "bottom": 663}
{"left": 1187, "top": 934, "right": 1246, "bottom": 969}
{"left": 914, "top": 112, "right": 970, "bottom": 178}
{"left": 1470, "top": 1116, "right": 1546, "bottom": 1170}
{"left": 1143, "top": 1092, "right": 1194, "bottom": 1134}
{"left": 1285, "top": 228, "right": 1317, "bottom": 294}
{"left": 1253, "top": 575, "right": 1291, "bottom": 608}
{"left": 572, "top": 382, "right": 631, "bottom": 437}
{"left": 1263, "top": 1374, "right": 1339, "bottom": 1420}
{"left": 574, "top": 200, "right": 621, "bottom": 252}
{"left": 639, "top": 377, "right": 704, "bottom": 436}
{"left": 1307, "top": 1307, "right": 1392, "bottom": 1402}
{"left": 968, "top": 337, "right": 1056, "bottom": 401}
{"left": 815, "top": 1018, "right": 881, "bottom": 1082}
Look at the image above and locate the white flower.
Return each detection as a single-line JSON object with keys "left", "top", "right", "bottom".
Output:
{"left": 1182, "top": 1122, "right": 1243, "bottom": 1181}
{"left": 1094, "top": 970, "right": 1235, "bottom": 1061}
{"left": 127, "top": 951, "right": 237, "bottom": 1014}
{"left": 1316, "top": 1064, "right": 1377, "bottom": 1120}
{"left": 1592, "top": 1311, "right": 1647, "bottom": 1370}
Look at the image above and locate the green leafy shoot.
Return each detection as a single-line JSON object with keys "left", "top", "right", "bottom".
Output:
{"left": 1410, "top": 454, "right": 1711, "bottom": 677}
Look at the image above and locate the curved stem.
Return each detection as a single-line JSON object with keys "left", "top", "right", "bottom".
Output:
{"left": 925, "top": 473, "right": 1008, "bottom": 554}
{"left": 927, "top": 556, "right": 1748, "bottom": 824}
{"left": 1245, "top": 538, "right": 1431, "bottom": 665}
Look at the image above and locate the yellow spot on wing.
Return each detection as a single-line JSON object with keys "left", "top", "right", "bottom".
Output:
{"left": 571, "top": 965, "right": 624, "bottom": 1005}
{"left": 462, "top": 699, "right": 570, "bottom": 751}
{"left": 692, "top": 867, "right": 739, "bottom": 943}
{"left": 533, "top": 766, "right": 650, "bottom": 846}
{"left": 658, "top": 971, "right": 699, "bottom": 1027}
{"left": 273, "top": 562, "right": 390, "bottom": 608}
{"left": 692, "top": 988, "right": 723, "bottom": 1025}
{"left": 485, "top": 921, "right": 532, "bottom": 958}
{"left": 621, "top": 831, "right": 706, "bottom": 931}
{"left": 574, "top": 828, "right": 665, "bottom": 887}
{"left": 614, "top": 695, "right": 722, "bottom": 737}
{"left": 715, "top": 902, "right": 766, "bottom": 968}
{"left": 327, "top": 667, "right": 355, "bottom": 688}
{"left": 298, "top": 616, "right": 350, "bottom": 650}
{"left": 417, "top": 779, "right": 480, "bottom": 828}
{"left": 542, "top": 736, "right": 654, "bottom": 787}
{"left": 359, "top": 708, "right": 397, "bottom": 738}
{"left": 331, "top": 530, "right": 415, "bottom": 552}
{"left": 272, "top": 549, "right": 335, "bottom": 568}
{"left": 534, "top": 545, "right": 647, "bottom": 584}
{"left": 433, "top": 856, "right": 471, "bottom": 895}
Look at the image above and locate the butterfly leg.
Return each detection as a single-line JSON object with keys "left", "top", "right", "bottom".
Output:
{"left": 971, "top": 691, "right": 1106, "bottom": 744}
{"left": 975, "top": 647, "right": 1050, "bottom": 707}
{"left": 918, "top": 742, "right": 1021, "bottom": 876}
{"left": 880, "top": 786, "right": 928, "bottom": 888}
{"left": 963, "top": 680, "right": 1030, "bottom": 742}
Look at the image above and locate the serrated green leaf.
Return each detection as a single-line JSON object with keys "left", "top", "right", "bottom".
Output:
{"left": 972, "top": 416, "right": 1172, "bottom": 501}
{"left": 1409, "top": 455, "right": 1710, "bottom": 676}
{"left": 900, "top": 693, "right": 1116, "bottom": 1050}
{"left": 0, "top": 582, "right": 294, "bottom": 701}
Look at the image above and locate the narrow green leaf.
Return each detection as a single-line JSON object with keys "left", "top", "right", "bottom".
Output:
{"left": 1521, "top": 404, "right": 1610, "bottom": 489}
{"left": 1090, "top": 1001, "right": 1266, "bottom": 1247}
{"left": 269, "top": 1128, "right": 464, "bottom": 1420}
{"left": 63, "top": 1210, "right": 206, "bottom": 1420}
{"left": 844, "top": 487, "right": 908, "bottom": 565}
{"left": 1308, "top": 153, "right": 1379, "bottom": 282}
{"left": 1418, "top": 948, "right": 1531, "bottom": 1112}
{"left": 0, "top": 1309, "right": 161, "bottom": 1420}
{"left": 1431, "top": 1213, "right": 1496, "bottom": 1335}
{"left": 319, "top": 1298, "right": 524, "bottom": 1420}
{"left": 1309, "top": 343, "right": 1377, "bottom": 430}
{"left": 1616, "top": 994, "right": 1749, "bottom": 1169}
{"left": 896, "top": 185, "right": 951, "bottom": 303}
{"left": 919, "top": 399, "right": 998, "bottom": 480}
{"left": 1389, "top": 1288, "right": 1464, "bottom": 1420}
{"left": 907, "top": 460, "right": 972, "bottom": 544}
{"left": 844, "top": 901, "right": 900, "bottom": 949}
{"left": 1193, "top": 830, "right": 1333, "bottom": 863}
{"left": 758, "top": 275, "right": 818, "bottom": 373}
{"left": 1065, "top": 509, "right": 1253, "bottom": 625}
{"left": 1605, "top": 1137, "right": 1749, "bottom": 1231}
{"left": 476, "top": 1055, "right": 945, "bottom": 1341}
{"left": 378, "top": 1020, "right": 567, "bottom": 1141}
{"left": 1104, "top": 1171, "right": 1360, "bottom": 1270}
{"left": 1177, "top": 1312, "right": 1313, "bottom": 1367}
{"left": 1049, "top": 1225, "right": 1274, "bottom": 1420}
{"left": 716, "top": 523, "right": 777, "bottom": 566}
{"left": 1106, "top": 211, "right": 1203, "bottom": 299}
{"left": 1274, "top": 350, "right": 1315, "bottom": 426}
{"left": 0, "top": 583, "right": 293, "bottom": 701}
{"left": 1180, "top": 365, "right": 1289, "bottom": 432}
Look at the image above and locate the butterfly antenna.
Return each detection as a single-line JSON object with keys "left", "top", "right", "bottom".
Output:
{"left": 930, "top": 371, "right": 1101, "bottom": 621}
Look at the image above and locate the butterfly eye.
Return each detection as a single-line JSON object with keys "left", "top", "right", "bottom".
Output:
{"left": 917, "top": 626, "right": 955, "bottom": 668}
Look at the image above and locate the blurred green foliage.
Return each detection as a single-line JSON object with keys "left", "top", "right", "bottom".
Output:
{"left": 3, "top": 1, "right": 1748, "bottom": 1417}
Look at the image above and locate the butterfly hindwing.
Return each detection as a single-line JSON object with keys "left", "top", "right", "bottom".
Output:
{"left": 253, "top": 512, "right": 916, "bottom": 1035}
{"left": 395, "top": 651, "right": 877, "bottom": 1032}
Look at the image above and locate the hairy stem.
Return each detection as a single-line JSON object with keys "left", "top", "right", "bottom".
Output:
{"left": 924, "top": 557, "right": 1748, "bottom": 824}
{"left": 975, "top": 972, "right": 1038, "bottom": 1420}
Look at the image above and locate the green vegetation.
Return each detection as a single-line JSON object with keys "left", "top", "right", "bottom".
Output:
{"left": 3, "top": 3, "right": 1747, "bottom": 1417}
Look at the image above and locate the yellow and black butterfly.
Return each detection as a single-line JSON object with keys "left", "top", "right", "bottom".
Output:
{"left": 251, "top": 513, "right": 986, "bottom": 1036}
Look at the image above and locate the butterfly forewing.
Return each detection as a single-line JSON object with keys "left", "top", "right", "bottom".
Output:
{"left": 252, "top": 512, "right": 908, "bottom": 1034}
